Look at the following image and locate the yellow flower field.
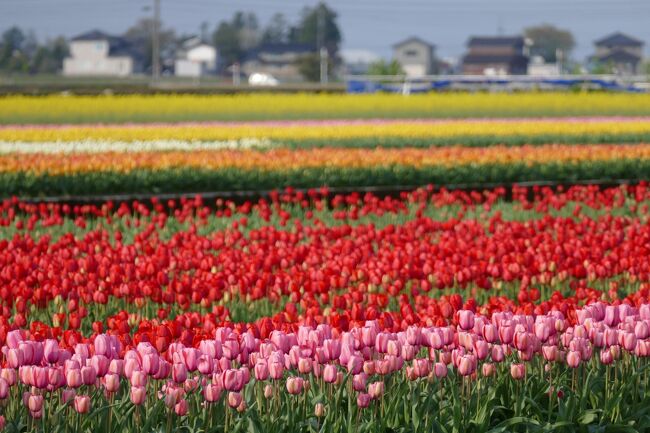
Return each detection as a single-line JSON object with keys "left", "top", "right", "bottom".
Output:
{"left": 1, "top": 119, "right": 649, "bottom": 143}
{"left": 3, "top": 92, "right": 650, "bottom": 124}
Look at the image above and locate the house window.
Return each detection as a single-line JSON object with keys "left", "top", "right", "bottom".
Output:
{"left": 404, "top": 49, "right": 418, "bottom": 56}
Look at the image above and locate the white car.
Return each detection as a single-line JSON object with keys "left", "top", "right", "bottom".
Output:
{"left": 248, "top": 73, "right": 279, "bottom": 86}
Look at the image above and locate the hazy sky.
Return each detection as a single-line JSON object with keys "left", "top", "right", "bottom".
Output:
{"left": 2, "top": 0, "right": 649, "bottom": 61}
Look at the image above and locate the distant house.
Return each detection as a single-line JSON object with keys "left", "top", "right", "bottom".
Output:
{"left": 63, "top": 30, "right": 143, "bottom": 76}
{"left": 462, "top": 36, "right": 529, "bottom": 75}
{"left": 175, "top": 37, "right": 217, "bottom": 77}
{"left": 241, "top": 43, "right": 316, "bottom": 82}
{"left": 527, "top": 56, "right": 560, "bottom": 76}
{"left": 592, "top": 32, "right": 644, "bottom": 74}
{"left": 393, "top": 37, "right": 435, "bottom": 77}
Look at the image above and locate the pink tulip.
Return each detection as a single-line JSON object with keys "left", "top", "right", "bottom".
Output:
{"left": 130, "top": 386, "right": 146, "bottom": 405}
{"left": 175, "top": 399, "right": 188, "bottom": 416}
{"left": 1, "top": 369, "right": 16, "bottom": 386}
{"left": 566, "top": 350, "right": 581, "bottom": 368}
{"left": 204, "top": 383, "right": 222, "bottom": 402}
{"left": 353, "top": 373, "right": 367, "bottom": 391}
{"left": 81, "top": 366, "right": 97, "bottom": 385}
{"left": 347, "top": 355, "right": 363, "bottom": 375}
{"left": 0, "top": 415, "right": 5, "bottom": 430}
{"left": 434, "top": 362, "right": 448, "bottom": 378}
{"left": 473, "top": 341, "right": 489, "bottom": 360}
{"left": 264, "top": 384, "right": 273, "bottom": 399}
{"left": 6, "top": 330, "right": 23, "bottom": 350}
{"left": 47, "top": 367, "right": 63, "bottom": 389}
{"left": 130, "top": 370, "right": 147, "bottom": 387}
{"left": 74, "top": 395, "right": 91, "bottom": 414}
{"left": 542, "top": 345, "right": 558, "bottom": 362}
{"left": 66, "top": 368, "right": 82, "bottom": 388}
{"left": 94, "top": 335, "right": 110, "bottom": 357}
{"left": 491, "top": 345, "right": 505, "bottom": 362}
{"left": 482, "top": 324, "right": 498, "bottom": 343}
{"left": 172, "top": 363, "right": 187, "bottom": 384}
{"left": 357, "top": 393, "right": 371, "bottom": 408}
{"left": 6, "top": 348, "right": 23, "bottom": 369}
{"left": 197, "top": 355, "right": 214, "bottom": 375}
{"left": 142, "top": 354, "right": 159, "bottom": 376}
{"left": 104, "top": 373, "right": 120, "bottom": 393}
{"left": 33, "top": 367, "right": 48, "bottom": 389}
{"left": 286, "top": 377, "right": 304, "bottom": 395}
{"left": 43, "top": 340, "right": 59, "bottom": 364}
{"left": 182, "top": 348, "right": 199, "bottom": 371}
{"left": 623, "top": 332, "right": 637, "bottom": 352}
{"left": 458, "top": 310, "right": 475, "bottom": 331}
{"left": 457, "top": 356, "right": 475, "bottom": 376}
{"left": 62, "top": 389, "right": 76, "bottom": 405}
{"left": 510, "top": 363, "right": 526, "bottom": 380}
{"left": 600, "top": 349, "right": 614, "bottom": 365}
{"left": 323, "top": 365, "right": 337, "bottom": 383}
{"left": 298, "top": 358, "right": 312, "bottom": 374}
{"left": 28, "top": 394, "right": 43, "bottom": 413}
{"left": 368, "top": 381, "right": 384, "bottom": 399}
{"left": 314, "top": 403, "right": 325, "bottom": 417}
{"left": 255, "top": 360, "right": 270, "bottom": 380}
{"left": 227, "top": 392, "right": 242, "bottom": 408}
{"left": 482, "top": 363, "right": 496, "bottom": 377}
{"left": 91, "top": 355, "right": 110, "bottom": 377}
{"left": 412, "top": 359, "right": 430, "bottom": 378}
{"left": 0, "top": 378, "right": 8, "bottom": 399}
{"left": 108, "top": 359, "right": 124, "bottom": 376}
{"left": 268, "top": 360, "right": 283, "bottom": 380}
{"left": 223, "top": 369, "right": 244, "bottom": 392}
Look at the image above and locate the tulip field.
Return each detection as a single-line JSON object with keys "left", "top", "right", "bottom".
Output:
{"left": 2, "top": 92, "right": 650, "bottom": 432}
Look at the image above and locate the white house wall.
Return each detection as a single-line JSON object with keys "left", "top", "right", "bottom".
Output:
{"left": 63, "top": 56, "right": 133, "bottom": 76}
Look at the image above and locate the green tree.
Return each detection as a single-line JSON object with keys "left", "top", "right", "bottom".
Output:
{"left": 524, "top": 24, "right": 575, "bottom": 63}
{"left": 367, "top": 59, "right": 403, "bottom": 76}
{"left": 260, "top": 13, "right": 288, "bottom": 44}
{"left": 291, "top": 2, "right": 341, "bottom": 54}
{"left": 123, "top": 18, "right": 176, "bottom": 73}
{"left": 212, "top": 11, "right": 260, "bottom": 67}
{"left": 0, "top": 27, "right": 26, "bottom": 71}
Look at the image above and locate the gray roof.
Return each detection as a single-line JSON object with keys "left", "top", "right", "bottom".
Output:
{"left": 71, "top": 29, "right": 115, "bottom": 42}
{"left": 393, "top": 36, "right": 435, "bottom": 49}
{"left": 463, "top": 54, "right": 528, "bottom": 65}
{"left": 595, "top": 32, "right": 644, "bottom": 47}
{"left": 468, "top": 36, "right": 524, "bottom": 47}
{"left": 244, "top": 43, "right": 315, "bottom": 62}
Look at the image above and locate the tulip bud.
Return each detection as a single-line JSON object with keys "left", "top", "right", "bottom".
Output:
{"left": 264, "top": 384, "right": 273, "bottom": 399}
{"left": 227, "top": 392, "right": 242, "bottom": 409}
{"left": 510, "top": 363, "right": 526, "bottom": 380}
{"left": 314, "top": 403, "right": 325, "bottom": 417}
{"left": 130, "top": 386, "right": 146, "bottom": 405}
{"left": 357, "top": 393, "right": 371, "bottom": 408}
{"left": 74, "top": 395, "right": 91, "bottom": 414}
{"left": 104, "top": 373, "right": 120, "bottom": 393}
{"left": 175, "top": 399, "right": 188, "bottom": 416}
{"left": 28, "top": 394, "right": 43, "bottom": 413}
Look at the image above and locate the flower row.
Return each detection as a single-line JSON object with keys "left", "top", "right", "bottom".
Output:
{"left": 1, "top": 304, "right": 650, "bottom": 432}
{"left": 3, "top": 93, "right": 650, "bottom": 124}
{"left": 1, "top": 144, "right": 650, "bottom": 196}
{"left": 1, "top": 118, "right": 649, "bottom": 145}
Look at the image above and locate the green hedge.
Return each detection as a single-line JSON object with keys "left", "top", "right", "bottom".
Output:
{"left": 279, "top": 133, "right": 650, "bottom": 149}
{"left": 3, "top": 159, "right": 650, "bottom": 197}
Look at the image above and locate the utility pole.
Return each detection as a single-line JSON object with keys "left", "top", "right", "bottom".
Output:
{"left": 152, "top": 0, "right": 161, "bottom": 80}
{"left": 317, "top": 6, "right": 328, "bottom": 84}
